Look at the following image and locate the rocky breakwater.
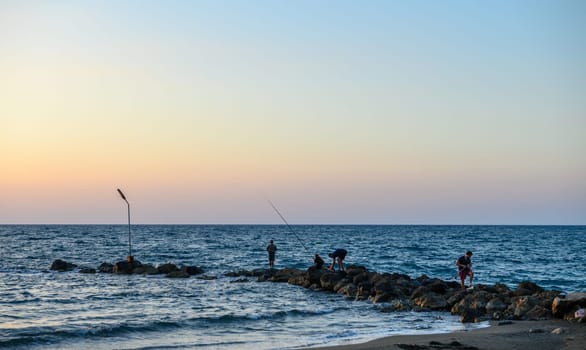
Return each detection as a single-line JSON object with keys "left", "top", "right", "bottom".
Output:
{"left": 232, "top": 265, "right": 586, "bottom": 324}
{"left": 50, "top": 259, "right": 205, "bottom": 278}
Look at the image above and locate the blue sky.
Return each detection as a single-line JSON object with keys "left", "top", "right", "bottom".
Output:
{"left": 1, "top": 1, "right": 585, "bottom": 224}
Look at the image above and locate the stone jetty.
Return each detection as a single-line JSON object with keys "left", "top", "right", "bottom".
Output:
{"left": 49, "top": 259, "right": 586, "bottom": 323}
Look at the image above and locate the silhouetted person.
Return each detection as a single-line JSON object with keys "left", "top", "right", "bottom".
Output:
{"left": 456, "top": 251, "right": 474, "bottom": 288}
{"left": 266, "top": 240, "right": 277, "bottom": 269}
{"left": 327, "top": 249, "right": 347, "bottom": 271}
{"left": 313, "top": 254, "right": 325, "bottom": 269}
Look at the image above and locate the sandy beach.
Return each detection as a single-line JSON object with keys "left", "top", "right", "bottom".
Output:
{"left": 308, "top": 320, "right": 585, "bottom": 350}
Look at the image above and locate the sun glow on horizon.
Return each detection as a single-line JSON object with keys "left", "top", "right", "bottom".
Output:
{"left": 1, "top": 1, "right": 585, "bottom": 224}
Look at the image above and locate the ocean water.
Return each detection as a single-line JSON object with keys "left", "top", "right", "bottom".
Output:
{"left": 0, "top": 225, "right": 584, "bottom": 349}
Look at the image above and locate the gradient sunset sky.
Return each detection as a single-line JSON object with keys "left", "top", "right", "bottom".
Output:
{"left": 1, "top": 1, "right": 585, "bottom": 224}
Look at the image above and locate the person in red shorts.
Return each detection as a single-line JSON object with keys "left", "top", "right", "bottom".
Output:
{"left": 456, "top": 251, "right": 474, "bottom": 289}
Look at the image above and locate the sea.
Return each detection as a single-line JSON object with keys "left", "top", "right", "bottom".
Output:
{"left": 1, "top": 225, "right": 585, "bottom": 350}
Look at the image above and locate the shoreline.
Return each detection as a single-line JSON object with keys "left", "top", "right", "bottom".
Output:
{"left": 305, "top": 319, "right": 585, "bottom": 350}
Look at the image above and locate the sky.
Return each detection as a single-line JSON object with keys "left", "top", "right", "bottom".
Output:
{"left": 1, "top": 0, "right": 585, "bottom": 225}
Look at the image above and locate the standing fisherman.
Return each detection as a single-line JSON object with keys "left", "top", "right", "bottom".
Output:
{"left": 456, "top": 251, "right": 474, "bottom": 289}
{"left": 266, "top": 240, "right": 277, "bottom": 269}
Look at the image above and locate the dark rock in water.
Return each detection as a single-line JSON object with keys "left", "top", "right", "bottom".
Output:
{"left": 320, "top": 271, "right": 346, "bottom": 291}
{"left": 197, "top": 275, "right": 218, "bottom": 280}
{"left": 225, "top": 269, "right": 255, "bottom": 277}
{"left": 131, "top": 264, "right": 159, "bottom": 275}
{"left": 166, "top": 270, "right": 189, "bottom": 278}
{"left": 79, "top": 267, "right": 96, "bottom": 274}
{"left": 113, "top": 260, "right": 142, "bottom": 274}
{"left": 270, "top": 268, "right": 303, "bottom": 283}
{"left": 182, "top": 266, "right": 204, "bottom": 276}
{"left": 157, "top": 263, "right": 179, "bottom": 274}
{"left": 98, "top": 263, "right": 114, "bottom": 273}
{"left": 231, "top": 278, "right": 250, "bottom": 283}
{"left": 50, "top": 259, "right": 77, "bottom": 272}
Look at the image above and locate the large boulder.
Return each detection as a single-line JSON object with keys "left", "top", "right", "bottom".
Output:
{"left": 511, "top": 296, "right": 539, "bottom": 319}
{"left": 113, "top": 260, "right": 142, "bottom": 274}
{"left": 166, "top": 270, "right": 190, "bottom": 278}
{"left": 98, "top": 263, "right": 114, "bottom": 273}
{"left": 414, "top": 292, "right": 448, "bottom": 310}
{"left": 182, "top": 266, "right": 204, "bottom": 276}
{"left": 486, "top": 297, "right": 507, "bottom": 313}
{"left": 514, "top": 281, "right": 544, "bottom": 296}
{"left": 552, "top": 292, "right": 586, "bottom": 319}
{"left": 320, "top": 271, "right": 346, "bottom": 291}
{"left": 271, "top": 268, "right": 302, "bottom": 282}
{"left": 50, "top": 259, "right": 77, "bottom": 272}
{"left": 306, "top": 266, "right": 326, "bottom": 285}
{"left": 157, "top": 263, "right": 179, "bottom": 274}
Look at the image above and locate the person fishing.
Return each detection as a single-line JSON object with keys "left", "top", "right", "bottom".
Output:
{"left": 327, "top": 248, "right": 347, "bottom": 271}
{"left": 266, "top": 240, "right": 277, "bottom": 269}
{"left": 313, "top": 254, "right": 325, "bottom": 269}
{"left": 456, "top": 250, "right": 474, "bottom": 289}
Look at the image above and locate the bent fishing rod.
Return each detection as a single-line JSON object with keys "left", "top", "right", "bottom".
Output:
{"left": 267, "top": 200, "right": 310, "bottom": 255}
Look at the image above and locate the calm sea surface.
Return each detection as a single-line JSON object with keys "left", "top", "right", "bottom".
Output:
{"left": 1, "top": 225, "right": 584, "bottom": 349}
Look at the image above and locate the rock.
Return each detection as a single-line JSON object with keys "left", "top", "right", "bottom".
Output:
{"left": 79, "top": 267, "right": 96, "bottom": 274}
{"left": 98, "top": 263, "right": 114, "bottom": 273}
{"left": 512, "top": 296, "right": 538, "bottom": 319}
{"left": 552, "top": 292, "right": 586, "bottom": 319}
{"left": 182, "top": 266, "right": 204, "bottom": 276}
{"left": 157, "top": 263, "right": 179, "bottom": 274}
{"left": 113, "top": 260, "right": 142, "bottom": 274}
{"left": 494, "top": 283, "right": 512, "bottom": 295}
{"left": 515, "top": 281, "right": 544, "bottom": 296}
{"left": 225, "top": 269, "right": 265, "bottom": 277}
{"left": 320, "top": 271, "right": 346, "bottom": 291}
{"left": 523, "top": 305, "right": 550, "bottom": 320}
{"left": 486, "top": 298, "right": 507, "bottom": 313}
{"left": 411, "top": 286, "right": 429, "bottom": 299}
{"left": 460, "top": 309, "right": 481, "bottom": 323}
{"left": 50, "top": 259, "right": 77, "bottom": 272}
{"left": 414, "top": 292, "right": 447, "bottom": 310}
{"left": 142, "top": 264, "right": 159, "bottom": 275}
{"left": 197, "top": 275, "right": 217, "bottom": 280}
{"left": 230, "top": 278, "right": 250, "bottom": 283}
{"left": 421, "top": 278, "right": 448, "bottom": 294}
{"left": 272, "top": 268, "right": 302, "bottom": 283}
{"left": 306, "top": 266, "right": 326, "bottom": 285}
{"left": 337, "top": 283, "right": 357, "bottom": 299}
{"left": 166, "top": 270, "right": 190, "bottom": 278}
{"left": 551, "top": 327, "right": 566, "bottom": 335}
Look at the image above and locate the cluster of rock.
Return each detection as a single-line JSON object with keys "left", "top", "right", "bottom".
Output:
{"left": 49, "top": 259, "right": 585, "bottom": 323}
{"left": 50, "top": 258, "right": 204, "bottom": 278}
{"left": 228, "top": 265, "right": 586, "bottom": 323}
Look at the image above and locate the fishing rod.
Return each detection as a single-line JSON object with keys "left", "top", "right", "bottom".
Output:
{"left": 267, "top": 200, "right": 310, "bottom": 254}
{"left": 117, "top": 188, "right": 133, "bottom": 262}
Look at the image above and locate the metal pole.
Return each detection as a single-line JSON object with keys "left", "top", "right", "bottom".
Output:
{"left": 117, "top": 189, "right": 132, "bottom": 260}
{"left": 126, "top": 201, "right": 131, "bottom": 257}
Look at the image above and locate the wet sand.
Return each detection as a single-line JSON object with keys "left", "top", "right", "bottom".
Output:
{"left": 306, "top": 320, "right": 585, "bottom": 350}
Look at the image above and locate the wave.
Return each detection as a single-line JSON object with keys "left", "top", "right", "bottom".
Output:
{"left": 0, "top": 307, "right": 340, "bottom": 349}
{"left": 193, "top": 307, "right": 339, "bottom": 325}
{"left": 0, "top": 321, "right": 183, "bottom": 348}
